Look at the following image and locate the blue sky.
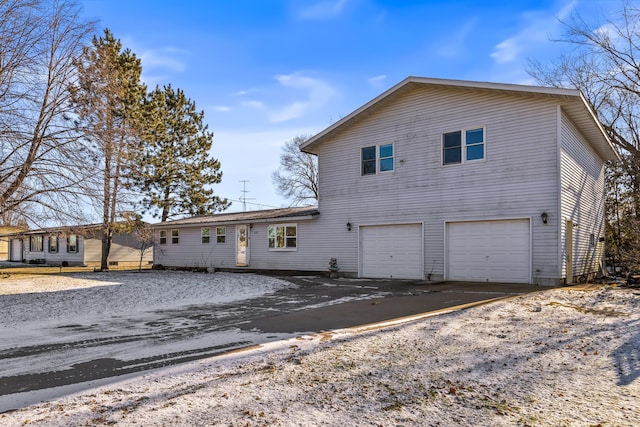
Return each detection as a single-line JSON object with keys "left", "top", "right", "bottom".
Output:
{"left": 80, "top": 0, "right": 617, "bottom": 212}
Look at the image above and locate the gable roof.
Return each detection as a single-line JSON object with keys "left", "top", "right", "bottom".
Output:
{"left": 153, "top": 206, "right": 319, "bottom": 228}
{"left": 300, "top": 76, "right": 618, "bottom": 162}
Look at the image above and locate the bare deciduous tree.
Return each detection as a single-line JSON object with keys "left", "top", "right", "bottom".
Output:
{"left": 0, "top": 0, "right": 94, "bottom": 226}
{"left": 528, "top": 1, "right": 640, "bottom": 272}
{"left": 271, "top": 135, "right": 318, "bottom": 206}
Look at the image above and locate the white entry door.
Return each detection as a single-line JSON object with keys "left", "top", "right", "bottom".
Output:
{"left": 446, "top": 219, "right": 530, "bottom": 283}
{"left": 10, "top": 239, "right": 22, "bottom": 262}
{"left": 360, "top": 224, "right": 423, "bottom": 279}
{"left": 236, "top": 225, "right": 249, "bottom": 266}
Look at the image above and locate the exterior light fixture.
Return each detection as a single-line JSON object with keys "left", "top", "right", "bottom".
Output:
{"left": 347, "top": 222, "right": 352, "bottom": 231}
{"left": 541, "top": 212, "right": 548, "bottom": 224}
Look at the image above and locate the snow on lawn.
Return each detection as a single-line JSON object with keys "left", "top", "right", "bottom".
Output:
{"left": 0, "top": 271, "right": 295, "bottom": 324}
{"left": 1, "top": 284, "right": 638, "bottom": 426}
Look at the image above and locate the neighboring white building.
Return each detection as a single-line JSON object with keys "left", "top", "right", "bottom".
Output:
{"left": 152, "top": 77, "right": 618, "bottom": 286}
{"left": 4, "top": 225, "right": 153, "bottom": 268}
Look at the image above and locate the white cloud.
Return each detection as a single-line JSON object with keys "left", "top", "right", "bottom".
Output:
{"left": 298, "top": 0, "right": 347, "bottom": 20}
{"left": 490, "top": 1, "right": 577, "bottom": 64}
{"left": 140, "top": 48, "right": 188, "bottom": 73}
{"left": 267, "top": 73, "right": 338, "bottom": 123}
{"left": 214, "top": 106, "right": 231, "bottom": 113}
{"left": 241, "top": 100, "right": 265, "bottom": 110}
{"left": 367, "top": 74, "right": 387, "bottom": 89}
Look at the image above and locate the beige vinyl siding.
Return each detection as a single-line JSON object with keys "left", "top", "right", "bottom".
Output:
{"left": 83, "top": 234, "right": 154, "bottom": 266}
{"left": 560, "top": 109, "right": 606, "bottom": 281}
{"left": 316, "top": 86, "right": 561, "bottom": 282}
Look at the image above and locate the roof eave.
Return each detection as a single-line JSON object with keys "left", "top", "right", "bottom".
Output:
{"left": 152, "top": 212, "right": 320, "bottom": 229}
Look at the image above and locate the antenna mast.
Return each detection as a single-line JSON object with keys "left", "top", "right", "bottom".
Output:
{"left": 239, "top": 180, "right": 255, "bottom": 211}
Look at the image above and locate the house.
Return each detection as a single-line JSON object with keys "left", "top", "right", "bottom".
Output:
{"left": 3, "top": 224, "right": 153, "bottom": 268}
{"left": 153, "top": 76, "right": 618, "bottom": 285}
{"left": 153, "top": 207, "right": 319, "bottom": 271}
{"left": 0, "top": 225, "right": 26, "bottom": 261}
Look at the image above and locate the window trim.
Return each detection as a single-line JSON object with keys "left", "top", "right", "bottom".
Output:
{"left": 159, "top": 230, "right": 167, "bottom": 245}
{"left": 201, "top": 227, "right": 211, "bottom": 244}
{"left": 442, "top": 126, "right": 486, "bottom": 166}
{"left": 216, "top": 226, "right": 226, "bottom": 244}
{"left": 268, "top": 223, "right": 298, "bottom": 251}
{"left": 171, "top": 229, "right": 179, "bottom": 245}
{"left": 361, "top": 143, "right": 394, "bottom": 175}
{"left": 49, "top": 235, "right": 58, "bottom": 253}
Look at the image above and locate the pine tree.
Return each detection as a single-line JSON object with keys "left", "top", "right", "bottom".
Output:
{"left": 139, "top": 84, "right": 229, "bottom": 221}
{"left": 72, "top": 29, "right": 147, "bottom": 270}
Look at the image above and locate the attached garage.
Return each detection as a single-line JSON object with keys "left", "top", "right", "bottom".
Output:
{"left": 446, "top": 219, "right": 531, "bottom": 283}
{"left": 359, "top": 223, "right": 423, "bottom": 279}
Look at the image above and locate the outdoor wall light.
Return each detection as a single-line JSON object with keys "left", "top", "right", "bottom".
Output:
{"left": 347, "top": 222, "right": 352, "bottom": 231}
{"left": 541, "top": 212, "right": 549, "bottom": 224}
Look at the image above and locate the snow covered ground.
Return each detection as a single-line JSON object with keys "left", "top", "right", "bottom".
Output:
{"left": 0, "top": 272, "right": 638, "bottom": 426}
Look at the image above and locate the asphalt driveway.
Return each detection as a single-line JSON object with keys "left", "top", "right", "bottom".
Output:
{"left": 0, "top": 272, "right": 544, "bottom": 412}
{"left": 249, "top": 275, "right": 544, "bottom": 332}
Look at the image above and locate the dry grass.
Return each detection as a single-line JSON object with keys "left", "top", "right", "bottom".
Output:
{"left": 0, "top": 264, "right": 151, "bottom": 278}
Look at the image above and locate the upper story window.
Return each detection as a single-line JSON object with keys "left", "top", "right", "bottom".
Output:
{"left": 201, "top": 227, "right": 210, "bottom": 244}
{"left": 362, "top": 144, "right": 394, "bottom": 175}
{"left": 268, "top": 224, "right": 297, "bottom": 250}
{"left": 216, "top": 226, "right": 226, "bottom": 243}
{"left": 171, "top": 229, "right": 179, "bottom": 244}
{"left": 443, "top": 128, "right": 485, "bottom": 165}
{"left": 49, "top": 235, "right": 58, "bottom": 253}
{"left": 159, "top": 230, "right": 167, "bottom": 245}
{"left": 67, "top": 234, "right": 78, "bottom": 253}
{"left": 30, "top": 235, "right": 43, "bottom": 252}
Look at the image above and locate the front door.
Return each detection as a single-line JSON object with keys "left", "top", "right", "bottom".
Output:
{"left": 236, "top": 225, "right": 249, "bottom": 266}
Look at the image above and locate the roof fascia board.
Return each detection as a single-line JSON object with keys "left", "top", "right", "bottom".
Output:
{"left": 152, "top": 213, "right": 320, "bottom": 229}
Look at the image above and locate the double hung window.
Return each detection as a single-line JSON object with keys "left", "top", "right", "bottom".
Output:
{"left": 67, "top": 235, "right": 78, "bottom": 253}
{"left": 201, "top": 227, "right": 211, "bottom": 244}
{"left": 216, "top": 226, "right": 226, "bottom": 243}
{"left": 159, "top": 230, "right": 167, "bottom": 245}
{"left": 30, "top": 235, "right": 43, "bottom": 252}
{"left": 49, "top": 236, "right": 58, "bottom": 253}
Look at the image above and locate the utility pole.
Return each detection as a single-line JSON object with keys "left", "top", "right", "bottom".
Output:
{"left": 239, "top": 180, "right": 255, "bottom": 211}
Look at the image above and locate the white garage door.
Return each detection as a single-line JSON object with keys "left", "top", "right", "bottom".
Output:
{"left": 360, "top": 224, "right": 423, "bottom": 279}
{"left": 447, "top": 219, "right": 530, "bottom": 283}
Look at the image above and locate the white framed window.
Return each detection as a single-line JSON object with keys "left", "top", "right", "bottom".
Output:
{"left": 268, "top": 224, "right": 297, "bottom": 250}
{"left": 159, "top": 230, "right": 167, "bottom": 245}
{"left": 30, "top": 235, "right": 43, "bottom": 252}
{"left": 171, "top": 229, "right": 179, "bottom": 244}
{"left": 49, "top": 235, "right": 58, "bottom": 253}
{"left": 201, "top": 227, "right": 210, "bottom": 244}
{"left": 216, "top": 226, "right": 226, "bottom": 243}
{"left": 67, "top": 234, "right": 78, "bottom": 253}
{"left": 443, "top": 127, "right": 485, "bottom": 165}
{"left": 361, "top": 143, "right": 394, "bottom": 175}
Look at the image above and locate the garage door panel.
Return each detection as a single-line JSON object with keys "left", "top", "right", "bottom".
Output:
{"left": 447, "top": 219, "right": 530, "bottom": 283}
{"left": 360, "top": 224, "right": 423, "bottom": 280}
